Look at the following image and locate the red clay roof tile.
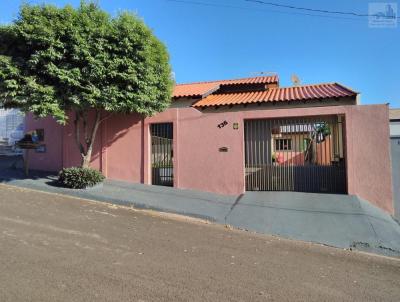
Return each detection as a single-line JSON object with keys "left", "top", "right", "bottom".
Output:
{"left": 173, "top": 75, "right": 279, "bottom": 98}
{"left": 173, "top": 82, "right": 219, "bottom": 98}
{"left": 192, "top": 83, "right": 357, "bottom": 107}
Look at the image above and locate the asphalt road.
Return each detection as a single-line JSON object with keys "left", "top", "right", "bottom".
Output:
{"left": 0, "top": 184, "right": 399, "bottom": 302}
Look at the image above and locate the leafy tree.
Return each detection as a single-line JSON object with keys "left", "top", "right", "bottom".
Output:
{"left": 0, "top": 1, "right": 173, "bottom": 167}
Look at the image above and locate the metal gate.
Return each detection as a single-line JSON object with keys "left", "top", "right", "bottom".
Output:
{"left": 244, "top": 116, "right": 346, "bottom": 193}
{"left": 151, "top": 123, "right": 173, "bottom": 186}
{"left": 391, "top": 137, "right": 400, "bottom": 219}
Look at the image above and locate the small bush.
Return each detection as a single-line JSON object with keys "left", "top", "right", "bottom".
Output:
{"left": 58, "top": 167, "right": 105, "bottom": 189}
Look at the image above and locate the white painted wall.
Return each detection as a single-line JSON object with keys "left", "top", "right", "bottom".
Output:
{"left": 390, "top": 121, "right": 400, "bottom": 137}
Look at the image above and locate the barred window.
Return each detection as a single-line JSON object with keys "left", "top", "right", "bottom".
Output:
{"left": 275, "top": 139, "right": 292, "bottom": 151}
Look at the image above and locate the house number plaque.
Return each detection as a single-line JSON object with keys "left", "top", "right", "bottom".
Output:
{"left": 217, "top": 120, "right": 228, "bottom": 128}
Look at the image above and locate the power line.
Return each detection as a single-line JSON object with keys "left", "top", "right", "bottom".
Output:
{"left": 166, "top": 0, "right": 366, "bottom": 22}
{"left": 246, "top": 0, "right": 400, "bottom": 19}
{"left": 166, "top": 0, "right": 400, "bottom": 23}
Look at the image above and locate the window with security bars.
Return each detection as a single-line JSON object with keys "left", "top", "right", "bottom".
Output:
{"left": 275, "top": 139, "right": 292, "bottom": 151}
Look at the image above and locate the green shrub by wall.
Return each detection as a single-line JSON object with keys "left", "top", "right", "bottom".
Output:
{"left": 58, "top": 167, "right": 105, "bottom": 189}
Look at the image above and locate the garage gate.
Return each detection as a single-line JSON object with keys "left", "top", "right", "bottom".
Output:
{"left": 391, "top": 137, "right": 400, "bottom": 219}
{"left": 244, "top": 116, "right": 347, "bottom": 194}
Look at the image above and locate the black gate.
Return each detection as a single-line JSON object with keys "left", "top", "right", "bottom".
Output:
{"left": 391, "top": 137, "right": 400, "bottom": 219}
{"left": 244, "top": 116, "right": 346, "bottom": 194}
{"left": 151, "top": 123, "right": 173, "bottom": 186}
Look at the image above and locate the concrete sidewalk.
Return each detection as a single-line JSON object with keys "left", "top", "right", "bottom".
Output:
{"left": 228, "top": 192, "right": 400, "bottom": 255}
{"left": 1, "top": 156, "right": 399, "bottom": 257}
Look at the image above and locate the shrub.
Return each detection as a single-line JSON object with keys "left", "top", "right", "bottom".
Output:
{"left": 58, "top": 167, "right": 105, "bottom": 189}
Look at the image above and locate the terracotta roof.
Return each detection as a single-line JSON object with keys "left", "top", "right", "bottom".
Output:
{"left": 173, "top": 82, "right": 220, "bottom": 98}
{"left": 220, "top": 75, "right": 279, "bottom": 86}
{"left": 193, "top": 83, "right": 357, "bottom": 107}
{"left": 390, "top": 109, "right": 400, "bottom": 120}
{"left": 173, "top": 75, "right": 279, "bottom": 98}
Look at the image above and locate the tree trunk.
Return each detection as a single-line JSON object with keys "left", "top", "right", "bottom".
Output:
{"left": 81, "top": 153, "right": 92, "bottom": 168}
{"left": 73, "top": 110, "right": 101, "bottom": 169}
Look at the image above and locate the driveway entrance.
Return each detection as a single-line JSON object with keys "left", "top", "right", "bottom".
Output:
{"left": 244, "top": 116, "right": 346, "bottom": 194}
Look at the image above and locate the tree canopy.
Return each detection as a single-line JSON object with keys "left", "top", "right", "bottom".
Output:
{"left": 0, "top": 1, "right": 173, "bottom": 168}
{"left": 0, "top": 1, "right": 173, "bottom": 124}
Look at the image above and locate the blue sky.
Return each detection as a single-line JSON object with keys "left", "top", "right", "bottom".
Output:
{"left": 0, "top": 0, "right": 399, "bottom": 107}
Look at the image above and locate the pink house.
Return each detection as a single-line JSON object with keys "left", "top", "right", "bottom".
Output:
{"left": 26, "top": 75, "right": 394, "bottom": 214}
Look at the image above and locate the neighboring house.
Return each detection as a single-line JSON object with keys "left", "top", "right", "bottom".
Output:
{"left": 0, "top": 108, "right": 24, "bottom": 155}
{"left": 390, "top": 109, "right": 400, "bottom": 218}
{"left": 25, "top": 75, "right": 394, "bottom": 214}
{"left": 0, "top": 108, "right": 24, "bottom": 143}
{"left": 390, "top": 109, "right": 400, "bottom": 136}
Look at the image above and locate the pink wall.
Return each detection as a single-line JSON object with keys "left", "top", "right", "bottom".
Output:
{"left": 25, "top": 114, "right": 63, "bottom": 172}
{"left": 60, "top": 112, "right": 144, "bottom": 183}
{"left": 144, "top": 108, "right": 245, "bottom": 195}
{"left": 25, "top": 104, "right": 394, "bottom": 214}
{"left": 344, "top": 105, "right": 393, "bottom": 213}
{"left": 102, "top": 113, "right": 143, "bottom": 182}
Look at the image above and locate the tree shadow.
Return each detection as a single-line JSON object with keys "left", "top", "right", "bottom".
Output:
{"left": 65, "top": 112, "right": 142, "bottom": 175}
{"left": 0, "top": 154, "right": 58, "bottom": 181}
{"left": 89, "top": 113, "right": 144, "bottom": 179}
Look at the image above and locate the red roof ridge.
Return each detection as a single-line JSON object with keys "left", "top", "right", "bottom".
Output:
{"left": 175, "top": 80, "right": 222, "bottom": 86}
{"left": 208, "top": 82, "right": 358, "bottom": 95}
{"left": 269, "top": 82, "right": 334, "bottom": 89}
{"left": 267, "top": 82, "right": 358, "bottom": 94}
{"left": 175, "top": 75, "right": 279, "bottom": 86}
